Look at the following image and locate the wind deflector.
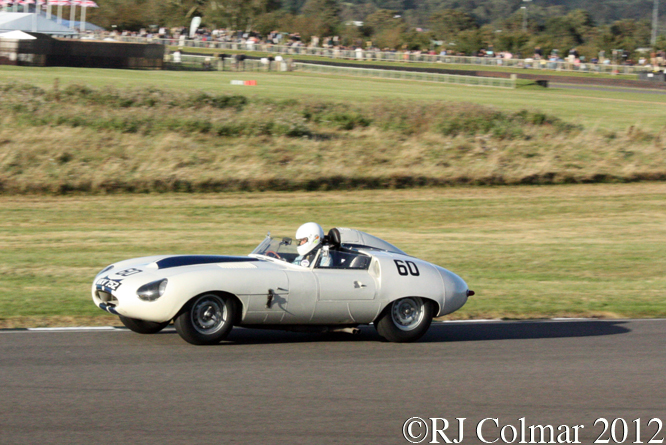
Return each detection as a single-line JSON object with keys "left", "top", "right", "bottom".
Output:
{"left": 335, "top": 228, "right": 407, "bottom": 255}
{"left": 156, "top": 255, "right": 258, "bottom": 269}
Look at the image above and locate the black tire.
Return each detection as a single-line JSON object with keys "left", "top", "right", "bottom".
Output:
{"left": 375, "top": 297, "right": 434, "bottom": 342}
{"left": 118, "top": 315, "right": 170, "bottom": 334}
{"left": 174, "top": 293, "right": 237, "bottom": 345}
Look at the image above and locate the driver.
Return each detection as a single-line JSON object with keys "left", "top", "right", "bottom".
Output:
{"left": 292, "top": 222, "right": 324, "bottom": 267}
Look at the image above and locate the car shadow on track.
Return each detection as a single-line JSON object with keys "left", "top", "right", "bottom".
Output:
{"left": 215, "top": 320, "right": 631, "bottom": 345}
{"left": 420, "top": 320, "right": 631, "bottom": 343}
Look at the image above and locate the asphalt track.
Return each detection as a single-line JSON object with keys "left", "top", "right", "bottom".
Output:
{"left": 1, "top": 319, "right": 665, "bottom": 445}
{"left": 550, "top": 82, "right": 666, "bottom": 95}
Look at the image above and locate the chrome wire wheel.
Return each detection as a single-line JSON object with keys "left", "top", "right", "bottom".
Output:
{"left": 175, "top": 293, "right": 237, "bottom": 345}
{"left": 191, "top": 294, "right": 227, "bottom": 335}
{"left": 390, "top": 297, "right": 425, "bottom": 332}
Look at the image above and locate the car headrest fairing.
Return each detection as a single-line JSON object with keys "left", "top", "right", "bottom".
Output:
{"left": 326, "top": 228, "right": 341, "bottom": 249}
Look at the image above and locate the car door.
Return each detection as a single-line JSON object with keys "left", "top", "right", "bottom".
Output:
{"left": 242, "top": 269, "right": 290, "bottom": 324}
{"left": 311, "top": 249, "right": 379, "bottom": 324}
{"left": 314, "top": 250, "right": 376, "bottom": 301}
{"left": 281, "top": 269, "right": 318, "bottom": 324}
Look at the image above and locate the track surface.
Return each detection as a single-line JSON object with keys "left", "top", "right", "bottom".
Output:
{"left": 550, "top": 82, "right": 666, "bottom": 95}
{"left": 1, "top": 319, "right": 665, "bottom": 445}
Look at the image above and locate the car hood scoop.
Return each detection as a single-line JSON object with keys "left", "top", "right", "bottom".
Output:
{"left": 155, "top": 255, "right": 259, "bottom": 269}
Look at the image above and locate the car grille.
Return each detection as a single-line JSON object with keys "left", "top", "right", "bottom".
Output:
{"left": 96, "top": 290, "right": 118, "bottom": 304}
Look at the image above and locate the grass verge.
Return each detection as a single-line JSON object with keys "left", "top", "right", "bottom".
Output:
{"left": 1, "top": 81, "right": 665, "bottom": 194}
{"left": 1, "top": 66, "right": 665, "bottom": 132}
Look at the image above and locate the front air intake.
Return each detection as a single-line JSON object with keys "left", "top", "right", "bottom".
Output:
{"left": 96, "top": 290, "right": 117, "bottom": 304}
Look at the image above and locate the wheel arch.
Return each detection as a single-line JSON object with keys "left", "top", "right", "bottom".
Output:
{"left": 373, "top": 296, "right": 440, "bottom": 323}
{"left": 175, "top": 290, "right": 244, "bottom": 326}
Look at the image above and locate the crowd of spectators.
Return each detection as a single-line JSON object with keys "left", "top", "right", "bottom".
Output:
{"left": 87, "top": 25, "right": 666, "bottom": 73}
{"left": 100, "top": 26, "right": 436, "bottom": 56}
{"left": 448, "top": 45, "right": 666, "bottom": 72}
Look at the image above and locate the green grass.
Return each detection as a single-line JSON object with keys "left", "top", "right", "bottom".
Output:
{"left": 1, "top": 65, "right": 665, "bottom": 132}
{"left": 2, "top": 81, "right": 665, "bottom": 194}
{"left": 0, "top": 66, "right": 664, "bottom": 327}
{"left": 1, "top": 184, "right": 665, "bottom": 327}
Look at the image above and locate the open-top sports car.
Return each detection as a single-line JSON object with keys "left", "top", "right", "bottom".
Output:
{"left": 92, "top": 226, "right": 473, "bottom": 345}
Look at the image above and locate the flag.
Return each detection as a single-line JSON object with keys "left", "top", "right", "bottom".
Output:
{"left": 80, "top": 0, "right": 97, "bottom": 6}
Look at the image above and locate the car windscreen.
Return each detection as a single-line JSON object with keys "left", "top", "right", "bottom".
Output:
{"left": 251, "top": 236, "right": 300, "bottom": 262}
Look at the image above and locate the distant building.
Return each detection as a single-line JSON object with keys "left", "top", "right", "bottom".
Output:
{"left": 0, "top": 12, "right": 76, "bottom": 36}
{"left": 0, "top": 30, "right": 164, "bottom": 69}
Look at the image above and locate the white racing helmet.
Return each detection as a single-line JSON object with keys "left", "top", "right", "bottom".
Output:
{"left": 295, "top": 222, "right": 324, "bottom": 256}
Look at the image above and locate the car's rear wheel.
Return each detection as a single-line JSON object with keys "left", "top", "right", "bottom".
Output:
{"left": 375, "top": 297, "right": 434, "bottom": 342}
{"left": 118, "top": 315, "right": 170, "bottom": 334}
{"left": 174, "top": 293, "right": 237, "bottom": 345}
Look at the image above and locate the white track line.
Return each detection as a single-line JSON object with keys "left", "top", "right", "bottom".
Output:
{"left": 2, "top": 318, "right": 665, "bottom": 333}
{"left": 28, "top": 326, "right": 120, "bottom": 331}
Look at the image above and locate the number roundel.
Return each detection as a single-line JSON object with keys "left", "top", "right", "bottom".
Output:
{"left": 394, "top": 260, "right": 419, "bottom": 276}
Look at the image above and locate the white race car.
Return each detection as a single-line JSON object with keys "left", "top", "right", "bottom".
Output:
{"left": 92, "top": 227, "right": 473, "bottom": 345}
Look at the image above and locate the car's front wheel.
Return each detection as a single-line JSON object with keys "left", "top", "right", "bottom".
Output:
{"left": 174, "top": 293, "right": 237, "bottom": 345}
{"left": 375, "top": 297, "right": 434, "bottom": 342}
{"left": 118, "top": 315, "right": 170, "bottom": 334}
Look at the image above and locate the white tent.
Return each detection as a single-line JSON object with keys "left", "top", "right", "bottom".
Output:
{"left": 0, "top": 12, "right": 76, "bottom": 36}
{"left": 0, "top": 30, "right": 37, "bottom": 40}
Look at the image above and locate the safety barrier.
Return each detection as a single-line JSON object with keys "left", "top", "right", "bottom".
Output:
{"left": 293, "top": 63, "right": 516, "bottom": 89}
{"left": 169, "top": 55, "right": 515, "bottom": 89}
{"left": 105, "top": 35, "right": 652, "bottom": 76}
{"left": 175, "top": 55, "right": 269, "bottom": 71}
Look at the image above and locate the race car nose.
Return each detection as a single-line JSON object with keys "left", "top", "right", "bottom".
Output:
{"left": 437, "top": 268, "right": 470, "bottom": 315}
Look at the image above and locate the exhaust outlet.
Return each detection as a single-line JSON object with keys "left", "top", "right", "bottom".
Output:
{"left": 329, "top": 327, "right": 361, "bottom": 335}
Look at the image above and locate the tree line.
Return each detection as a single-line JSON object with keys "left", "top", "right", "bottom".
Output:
{"left": 85, "top": 0, "right": 666, "bottom": 59}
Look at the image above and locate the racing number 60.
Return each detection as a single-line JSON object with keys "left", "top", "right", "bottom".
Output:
{"left": 394, "top": 260, "right": 420, "bottom": 276}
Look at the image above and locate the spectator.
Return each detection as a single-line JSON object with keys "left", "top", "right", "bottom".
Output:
{"left": 548, "top": 54, "right": 558, "bottom": 70}
{"left": 234, "top": 53, "right": 246, "bottom": 71}
{"left": 534, "top": 46, "right": 542, "bottom": 59}
{"left": 590, "top": 57, "right": 600, "bottom": 72}
{"left": 566, "top": 48, "right": 578, "bottom": 70}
